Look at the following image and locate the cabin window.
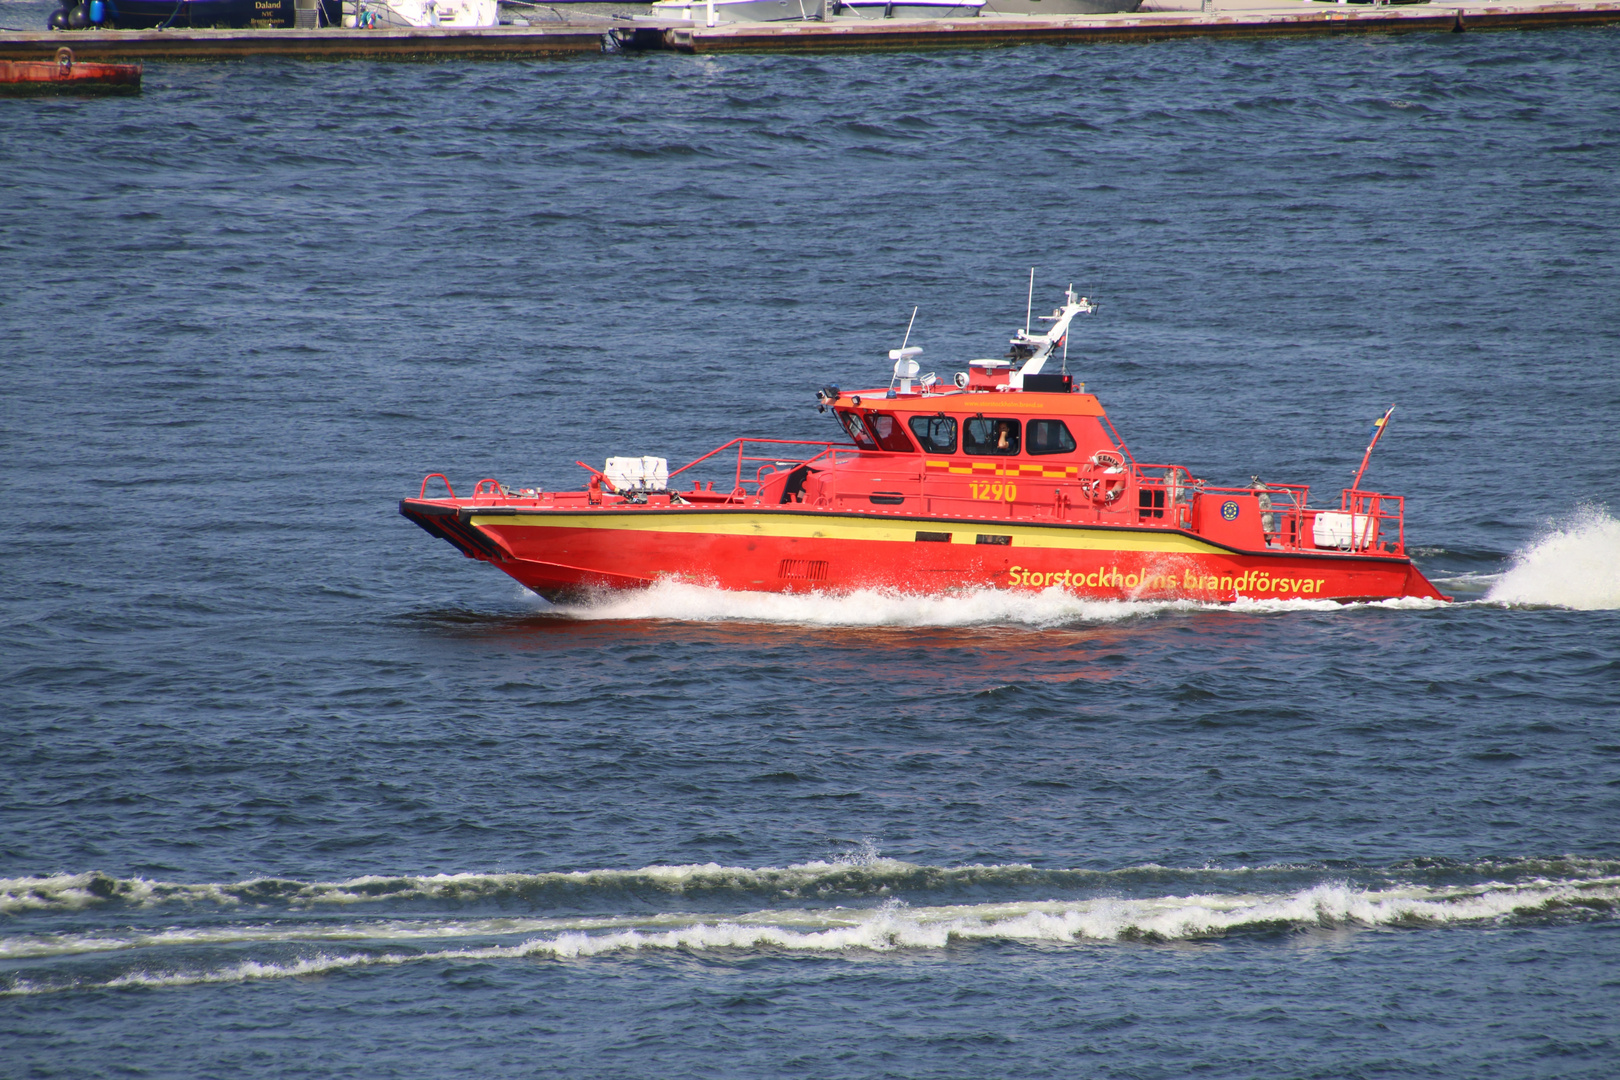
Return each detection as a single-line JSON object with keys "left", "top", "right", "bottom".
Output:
{"left": 838, "top": 410, "right": 878, "bottom": 450}
{"left": 908, "top": 415, "right": 957, "bottom": 454}
{"left": 1027, "top": 419, "right": 1078, "bottom": 456}
{"left": 866, "top": 412, "right": 916, "bottom": 453}
{"left": 964, "top": 417, "right": 1021, "bottom": 456}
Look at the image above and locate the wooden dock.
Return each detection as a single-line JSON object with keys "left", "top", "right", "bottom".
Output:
{"left": 665, "top": 0, "right": 1620, "bottom": 52}
{"left": 0, "top": 25, "right": 617, "bottom": 62}
{"left": 0, "top": 0, "right": 1614, "bottom": 61}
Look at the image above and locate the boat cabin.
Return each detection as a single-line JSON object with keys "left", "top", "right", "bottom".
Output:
{"left": 779, "top": 382, "right": 1164, "bottom": 523}
{"left": 747, "top": 287, "right": 1402, "bottom": 557}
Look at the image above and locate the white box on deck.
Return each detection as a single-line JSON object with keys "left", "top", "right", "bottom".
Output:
{"left": 604, "top": 456, "right": 669, "bottom": 492}
{"left": 1313, "top": 511, "right": 1378, "bottom": 550}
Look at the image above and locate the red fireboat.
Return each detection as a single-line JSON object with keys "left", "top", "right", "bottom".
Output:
{"left": 401, "top": 285, "right": 1449, "bottom": 604}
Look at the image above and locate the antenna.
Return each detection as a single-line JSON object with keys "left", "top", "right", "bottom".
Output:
{"left": 1062, "top": 285, "right": 1072, "bottom": 374}
{"left": 888, "top": 306, "right": 923, "bottom": 394}
{"left": 1024, "top": 268, "right": 1035, "bottom": 335}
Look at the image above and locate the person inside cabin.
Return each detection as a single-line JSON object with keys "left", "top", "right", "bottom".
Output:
{"left": 965, "top": 417, "right": 1019, "bottom": 456}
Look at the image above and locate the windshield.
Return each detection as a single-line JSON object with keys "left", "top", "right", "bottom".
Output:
{"left": 866, "top": 412, "right": 916, "bottom": 453}
{"left": 838, "top": 410, "right": 878, "bottom": 449}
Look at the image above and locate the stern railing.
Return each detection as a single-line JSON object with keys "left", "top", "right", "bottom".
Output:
{"left": 1336, "top": 489, "right": 1406, "bottom": 555}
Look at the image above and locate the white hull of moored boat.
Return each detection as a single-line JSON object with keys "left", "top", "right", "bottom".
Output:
{"left": 651, "top": 0, "right": 824, "bottom": 20}
{"left": 831, "top": 0, "right": 984, "bottom": 17}
{"left": 980, "top": 0, "right": 1140, "bottom": 13}
{"left": 362, "top": 0, "right": 497, "bottom": 26}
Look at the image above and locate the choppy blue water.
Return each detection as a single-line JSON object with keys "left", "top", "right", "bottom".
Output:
{"left": 4, "top": 25, "right": 1620, "bottom": 1078}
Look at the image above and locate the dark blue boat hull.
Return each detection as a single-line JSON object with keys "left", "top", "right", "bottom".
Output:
{"left": 110, "top": 0, "right": 340, "bottom": 27}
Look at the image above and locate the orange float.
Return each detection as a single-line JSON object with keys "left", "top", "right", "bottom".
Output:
{"left": 0, "top": 49, "right": 140, "bottom": 95}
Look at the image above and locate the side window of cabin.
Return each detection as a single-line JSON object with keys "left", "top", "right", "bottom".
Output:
{"left": 963, "top": 417, "right": 1021, "bottom": 456}
{"left": 866, "top": 412, "right": 916, "bottom": 453}
{"left": 907, "top": 415, "right": 957, "bottom": 454}
{"left": 1026, "top": 419, "right": 1078, "bottom": 456}
{"left": 838, "top": 410, "right": 878, "bottom": 450}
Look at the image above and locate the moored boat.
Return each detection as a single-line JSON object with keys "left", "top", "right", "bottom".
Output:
{"left": 63, "top": 0, "right": 341, "bottom": 28}
{"left": 401, "top": 284, "right": 1450, "bottom": 605}
{"left": 979, "top": 0, "right": 1140, "bottom": 14}
{"left": 650, "top": 0, "right": 824, "bottom": 22}
{"left": 358, "top": 0, "right": 498, "bottom": 27}
{"left": 830, "top": 0, "right": 983, "bottom": 16}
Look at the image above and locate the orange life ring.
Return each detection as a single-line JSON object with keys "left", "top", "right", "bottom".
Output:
{"left": 1085, "top": 451, "right": 1127, "bottom": 504}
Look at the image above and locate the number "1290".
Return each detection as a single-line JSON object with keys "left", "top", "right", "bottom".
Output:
{"left": 970, "top": 481, "right": 1017, "bottom": 501}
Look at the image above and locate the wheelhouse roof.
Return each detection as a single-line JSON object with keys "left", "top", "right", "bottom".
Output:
{"left": 835, "top": 389, "right": 1108, "bottom": 418}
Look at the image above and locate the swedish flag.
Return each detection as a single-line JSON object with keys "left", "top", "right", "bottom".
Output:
{"left": 1366, "top": 406, "right": 1395, "bottom": 446}
{"left": 1351, "top": 405, "right": 1397, "bottom": 491}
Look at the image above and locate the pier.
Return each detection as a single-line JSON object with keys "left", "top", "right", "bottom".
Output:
{"left": 0, "top": 0, "right": 1615, "bottom": 60}
{"left": 0, "top": 26, "right": 613, "bottom": 60}
{"left": 663, "top": 0, "right": 1620, "bottom": 53}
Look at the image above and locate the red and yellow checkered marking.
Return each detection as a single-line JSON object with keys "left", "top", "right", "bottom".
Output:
{"left": 926, "top": 459, "right": 1083, "bottom": 480}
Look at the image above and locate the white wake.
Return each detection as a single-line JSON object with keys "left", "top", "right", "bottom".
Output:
{"left": 528, "top": 580, "right": 1442, "bottom": 629}
{"left": 5, "top": 875, "right": 1615, "bottom": 994}
{"left": 1485, "top": 505, "right": 1620, "bottom": 610}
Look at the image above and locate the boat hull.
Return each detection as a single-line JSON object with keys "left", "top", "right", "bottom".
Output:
{"left": 832, "top": 0, "right": 984, "bottom": 16}
{"left": 0, "top": 57, "right": 140, "bottom": 94}
{"left": 401, "top": 500, "right": 1447, "bottom": 604}
{"left": 105, "top": 0, "right": 340, "bottom": 27}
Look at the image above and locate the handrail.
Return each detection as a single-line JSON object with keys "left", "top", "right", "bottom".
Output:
{"left": 1340, "top": 488, "right": 1406, "bottom": 554}
{"left": 419, "top": 473, "right": 455, "bottom": 499}
{"left": 667, "top": 436, "right": 843, "bottom": 481}
{"left": 1095, "top": 411, "right": 1138, "bottom": 471}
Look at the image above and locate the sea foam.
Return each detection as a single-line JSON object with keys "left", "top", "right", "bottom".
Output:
{"left": 1485, "top": 504, "right": 1620, "bottom": 609}
{"left": 9, "top": 856, "right": 1619, "bottom": 917}
{"left": 5, "top": 876, "right": 1615, "bottom": 995}
{"left": 530, "top": 579, "right": 1447, "bottom": 629}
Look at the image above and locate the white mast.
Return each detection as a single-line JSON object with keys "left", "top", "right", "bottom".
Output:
{"left": 1008, "top": 285, "right": 1094, "bottom": 387}
{"left": 888, "top": 306, "right": 922, "bottom": 394}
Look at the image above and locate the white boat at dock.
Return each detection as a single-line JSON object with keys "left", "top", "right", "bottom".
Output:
{"left": 651, "top": 0, "right": 823, "bottom": 21}
{"left": 358, "top": 0, "right": 497, "bottom": 26}
{"left": 830, "top": 0, "right": 984, "bottom": 15}
{"left": 978, "top": 0, "right": 1140, "bottom": 13}
{"left": 652, "top": 0, "right": 986, "bottom": 19}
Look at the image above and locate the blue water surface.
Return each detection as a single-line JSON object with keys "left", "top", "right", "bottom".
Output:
{"left": 2, "top": 26, "right": 1619, "bottom": 1079}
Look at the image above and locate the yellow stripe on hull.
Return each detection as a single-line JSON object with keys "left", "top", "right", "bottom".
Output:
{"left": 469, "top": 509, "right": 1227, "bottom": 557}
